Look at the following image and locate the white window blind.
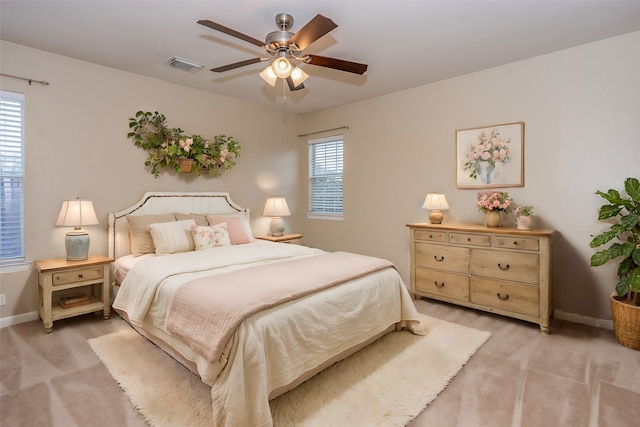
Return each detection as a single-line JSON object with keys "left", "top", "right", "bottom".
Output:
{"left": 308, "top": 135, "right": 343, "bottom": 219}
{"left": 0, "top": 91, "right": 25, "bottom": 263}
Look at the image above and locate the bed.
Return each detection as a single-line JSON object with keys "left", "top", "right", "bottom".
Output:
{"left": 108, "top": 192, "right": 421, "bottom": 426}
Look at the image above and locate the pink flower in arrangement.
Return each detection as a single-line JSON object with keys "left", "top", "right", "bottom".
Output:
{"left": 463, "top": 128, "right": 512, "bottom": 180}
{"left": 476, "top": 191, "right": 513, "bottom": 213}
{"left": 179, "top": 138, "right": 194, "bottom": 153}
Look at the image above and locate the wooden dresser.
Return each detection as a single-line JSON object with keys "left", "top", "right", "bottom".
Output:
{"left": 407, "top": 223, "right": 556, "bottom": 333}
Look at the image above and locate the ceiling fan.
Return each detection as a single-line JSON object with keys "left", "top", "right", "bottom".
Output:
{"left": 197, "top": 13, "right": 368, "bottom": 91}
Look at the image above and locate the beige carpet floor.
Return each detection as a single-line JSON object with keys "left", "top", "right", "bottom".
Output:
{"left": 2, "top": 298, "right": 640, "bottom": 426}
{"left": 88, "top": 314, "right": 490, "bottom": 426}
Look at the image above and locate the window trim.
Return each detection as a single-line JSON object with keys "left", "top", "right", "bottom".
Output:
{"left": 307, "top": 134, "right": 344, "bottom": 221}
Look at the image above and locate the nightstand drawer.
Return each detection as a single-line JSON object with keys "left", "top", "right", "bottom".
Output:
{"left": 470, "top": 249, "right": 539, "bottom": 284}
{"left": 494, "top": 236, "right": 540, "bottom": 251}
{"left": 414, "top": 229, "right": 447, "bottom": 243}
{"left": 471, "top": 277, "right": 539, "bottom": 317}
{"left": 449, "top": 233, "right": 491, "bottom": 247}
{"left": 415, "top": 268, "right": 469, "bottom": 301}
{"left": 53, "top": 267, "right": 103, "bottom": 285}
{"left": 415, "top": 242, "right": 469, "bottom": 274}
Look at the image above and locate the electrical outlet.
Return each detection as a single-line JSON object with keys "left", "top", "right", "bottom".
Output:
{"left": 0, "top": 294, "right": 5, "bottom": 306}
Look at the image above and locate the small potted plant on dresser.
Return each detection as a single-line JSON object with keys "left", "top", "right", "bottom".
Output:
{"left": 590, "top": 177, "right": 640, "bottom": 351}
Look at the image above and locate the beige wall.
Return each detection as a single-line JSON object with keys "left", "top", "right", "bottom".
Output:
{"left": 0, "top": 41, "right": 300, "bottom": 322}
{"left": 1, "top": 31, "right": 639, "bottom": 325}
{"left": 297, "top": 31, "right": 640, "bottom": 321}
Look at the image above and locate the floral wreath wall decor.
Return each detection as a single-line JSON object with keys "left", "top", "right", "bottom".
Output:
{"left": 127, "top": 111, "right": 241, "bottom": 177}
{"left": 455, "top": 122, "right": 524, "bottom": 189}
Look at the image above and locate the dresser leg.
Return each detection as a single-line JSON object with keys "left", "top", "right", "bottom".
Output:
{"left": 539, "top": 324, "right": 550, "bottom": 334}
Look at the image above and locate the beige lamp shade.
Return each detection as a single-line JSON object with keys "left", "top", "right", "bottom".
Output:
{"left": 259, "top": 66, "right": 278, "bottom": 86}
{"left": 422, "top": 193, "right": 450, "bottom": 224}
{"left": 271, "top": 56, "right": 293, "bottom": 79}
{"left": 263, "top": 197, "right": 291, "bottom": 237}
{"left": 289, "top": 66, "right": 309, "bottom": 87}
{"left": 56, "top": 198, "right": 98, "bottom": 260}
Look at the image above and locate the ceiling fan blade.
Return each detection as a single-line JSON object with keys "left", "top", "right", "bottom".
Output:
{"left": 211, "top": 57, "right": 266, "bottom": 72}
{"left": 288, "top": 14, "right": 337, "bottom": 51}
{"left": 304, "top": 55, "right": 368, "bottom": 75}
{"left": 286, "top": 77, "right": 305, "bottom": 91}
{"left": 198, "top": 19, "right": 265, "bottom": 48}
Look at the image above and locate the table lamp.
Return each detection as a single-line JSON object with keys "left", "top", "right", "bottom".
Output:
{"left": 422, "top": 193, "right": 450, "bottom": 224}
{"left": 56, "top": 198, "right": 99, "bottom": 260}
{"left": 263, "top": 197, "right": 291, "bottom": 237}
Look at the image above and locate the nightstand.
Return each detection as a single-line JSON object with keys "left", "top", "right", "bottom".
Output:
{"left": 35, "top": 255, "right": 113, "bottom": 333}
{"left": 256, "top": 233, "right": 303, "bottom": 245}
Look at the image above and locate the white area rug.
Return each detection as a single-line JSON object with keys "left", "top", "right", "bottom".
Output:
{"left": 88, "top": 314, "right": 490, "bottom": 426}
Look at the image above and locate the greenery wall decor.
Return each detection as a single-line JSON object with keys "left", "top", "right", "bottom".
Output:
{"left": 127, "top": 111, "right": 241, "bottom": 177}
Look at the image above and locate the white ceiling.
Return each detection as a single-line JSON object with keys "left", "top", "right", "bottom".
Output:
{"left": 2, "top": 1, "right": 640, "bottom": 115}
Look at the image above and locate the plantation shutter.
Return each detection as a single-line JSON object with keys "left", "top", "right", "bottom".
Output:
{"left": 0, "top": 91, "right": 25, "bottom": 262}
{"left": 308, "top": 135, "right": 343, "bottom": 218}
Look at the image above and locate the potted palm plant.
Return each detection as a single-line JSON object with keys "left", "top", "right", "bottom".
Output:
{"left": 590, "top": 177, "right": 640, "bottom": 350}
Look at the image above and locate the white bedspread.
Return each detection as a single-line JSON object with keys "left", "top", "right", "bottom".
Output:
{"left": 112, "top": 241, "right": 421, "bottom": 426}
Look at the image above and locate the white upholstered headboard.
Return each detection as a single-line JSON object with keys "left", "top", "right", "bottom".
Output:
{"left": 108, "top": 192, "right": 248, "bottom": 260}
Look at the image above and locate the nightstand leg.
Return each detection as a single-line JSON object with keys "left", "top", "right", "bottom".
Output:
{"left": 41, "top": 276, "right": 53, "bottom": 333}
{"left": 102, "top": 265, "right": 110, "bottom": 320}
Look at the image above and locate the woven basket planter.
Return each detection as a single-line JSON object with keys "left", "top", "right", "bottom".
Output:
{"left": 177, "top": 158, "right": 195, "bottom": 173}
{"left": 610, "top": 293, "right": 640, "bottom": 351}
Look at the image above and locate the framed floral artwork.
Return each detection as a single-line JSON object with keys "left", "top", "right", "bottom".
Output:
{"left": 456, "top": 122, "right": 524, "bottom": 189}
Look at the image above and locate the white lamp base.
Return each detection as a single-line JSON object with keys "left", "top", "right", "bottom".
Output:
{"left": 269, "top": 217, "right": 285, "bottom": 237}
{"left": 65, "top": 230, "right": 90, "bottom": 261}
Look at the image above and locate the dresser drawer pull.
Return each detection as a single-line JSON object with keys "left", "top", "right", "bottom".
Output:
{"left": 429, "top": 234, "right": 433, "bottom": 238}
{"left": 497, "top": 263, "right": 510, "bottom": 270}
{"left": 467, "top": 237, "right": 471, "bottom": 242}
{"left": 497, "top": 293, "right": 510, "bottom": 301}
{"left": 78, "top": 274, "right": 84, "bottom": 279}
{"left": 434, "top": 255, "right": 445, "bottom": 261}
{"left": 434, "top": 281, "right": 445, "bottom": 288}
{"left": 513, "top": 241, "right": 518, "bottom": 245}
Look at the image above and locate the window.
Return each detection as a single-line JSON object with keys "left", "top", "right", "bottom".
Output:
{"left": 308, "top": 135, "right": 343, "bottom": 220}
{"left": 1, "top": 90, "right": 25, "bottom": 269}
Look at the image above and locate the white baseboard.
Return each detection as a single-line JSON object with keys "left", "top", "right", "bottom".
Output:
{"left": 0, "top": 311, "right": 39, "bottom": 329}
{"left": 555, "top": 310, "right": 613, "bottom": 331}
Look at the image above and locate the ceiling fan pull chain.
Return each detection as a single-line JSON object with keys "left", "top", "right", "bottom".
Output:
{"left": 281, "top": 79, "right": 287, "bottom": 105}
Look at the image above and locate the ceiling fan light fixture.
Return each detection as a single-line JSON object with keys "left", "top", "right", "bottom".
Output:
{"left": 290, "top": 66, "right": 309, "bottom": 87}
{"left": 259, "top": 66, "right": 278, "bottom": 86}
{"left": 272, "top": 56, "right": 292, "bottom": 78}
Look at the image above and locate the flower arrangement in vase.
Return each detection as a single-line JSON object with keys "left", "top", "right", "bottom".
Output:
{"left": 127, "top": 111, "right": 241, "bottom": 177}
{"left": 463, "top": 128, "right": 511, "bottom": 184}
{"left": 477, "top": 191, "right": 512, "bottom": 227}
{"left": 515, "top": 205, "right": 535, "bottom": 230}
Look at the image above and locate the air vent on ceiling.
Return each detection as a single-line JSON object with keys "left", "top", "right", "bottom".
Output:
{"left": 165, "top": 56, "right": 203, "bottom": 73}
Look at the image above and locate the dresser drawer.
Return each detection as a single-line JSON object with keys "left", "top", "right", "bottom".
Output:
{"left": 471, "top": 277, "right": 539, "bottom": 317}
{"left": 449, "top": 233, "right": 491, "bottom": 247}
{"left": 53, "top": 267, "right": 103, "bottom": 286}
{"left": 415, "top": 242, "right": 469, "bottom": 274}
{"left": 414, "top": 229, "right": 447, "bottom": 243}
{"left": 415, "top": 268, "right": 469, "bottom": 301}
{"left": 470, "top": 249, "right": 539, "bottom": 284}
{"left": 494, "top": 236, "right": 540, "bottom": 251}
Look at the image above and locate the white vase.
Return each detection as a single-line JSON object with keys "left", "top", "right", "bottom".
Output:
{"left": 484, "top": 211, "right": 502, "bottom": 227}
{"left": 516, "top": 215, "right": 533, "bottom": 231}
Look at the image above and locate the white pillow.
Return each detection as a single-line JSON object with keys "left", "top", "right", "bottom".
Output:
{"left": 191, "top": 223, "right": 231, "bottom": 250}
{"left": 149, "top": 219, "right": 196, "bottom": 254}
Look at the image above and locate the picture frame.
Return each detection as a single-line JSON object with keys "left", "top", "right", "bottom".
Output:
{"left": 456, "top": 122, "right": 524, "bottom": 189}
